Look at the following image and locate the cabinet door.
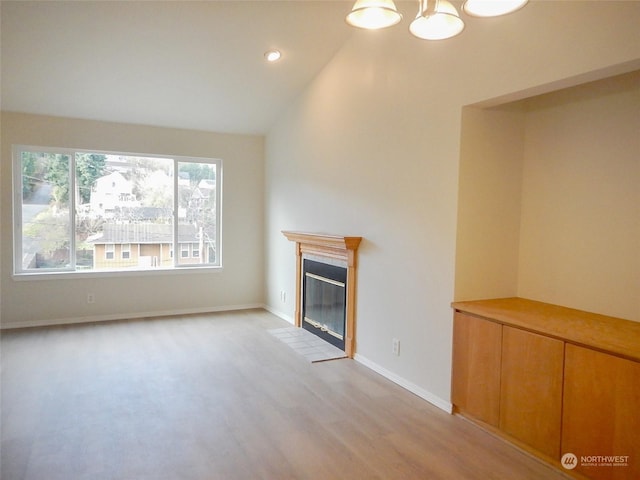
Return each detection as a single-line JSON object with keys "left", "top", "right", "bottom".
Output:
{"left": 500, "top": 327, "right": 564, "bottom": 459}
{"left": 562, "top": 344, "right": 640, "bottom": 480}
{"left": 452, "top": 312, "right": 502, "bottom": 426}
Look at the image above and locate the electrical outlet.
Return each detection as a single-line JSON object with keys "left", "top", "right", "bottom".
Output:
{"left": 280, "top": 290, "right": 286, "bottom": 303}
{"left": 392, "top": 338, "right": 400, "bottom": 356}
{"left": 87, "top": 293, "right": 95, "bottom": 304}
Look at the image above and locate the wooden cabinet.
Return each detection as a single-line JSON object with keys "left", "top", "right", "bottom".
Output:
{"left": 452, "top": 316, "right": 564, "bottom": 458}
{"left": 451, "top": 312, "right": 501, "bottom": 426}
{"left": 562, "top": 344, "right": 640, "bottom": 480}
{"left": 451, "top": 298, "right": 640, "bottom": 480}
{"left": 500, "top": 327, "right": 564, "bottom": 459}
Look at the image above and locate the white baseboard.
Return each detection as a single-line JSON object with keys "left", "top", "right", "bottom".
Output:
{"left": 261, "top": 308, "right": 452, "bottom": 414}
{"left": 263, "top": 304, "right": 294, "bottom": 324}
{"left": 0, "top": 303, "right": 264, "bottom": 330}
{"left": 354, "top": 353, "right": 453, "bottom": 414}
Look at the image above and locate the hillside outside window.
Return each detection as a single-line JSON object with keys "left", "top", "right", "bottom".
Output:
{"left": 13, "top": 146, "right": 222, "bottom": 276}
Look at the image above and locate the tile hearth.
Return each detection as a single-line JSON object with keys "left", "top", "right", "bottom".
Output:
{"left": 269, "top": 327, "right": 347, "bottom": 363}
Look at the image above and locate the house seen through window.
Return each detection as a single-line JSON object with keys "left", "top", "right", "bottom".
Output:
{"left": 14, "top": 147, "right": 221, "bottom": 274}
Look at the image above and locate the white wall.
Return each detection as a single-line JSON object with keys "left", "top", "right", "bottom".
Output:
{"left": 517, "top": 72, "right": 640, "bottom": 320}
{"left": 456, "top": 72, "right": 639, "bottom": 322}
{"left": 265, "top": 1, "right": 640, "bottom": 407}
{"left": 455, "top": 105, "right": 525, "bottom": 301}
{"left": 1, "top": 112, "right": 265, "bottom": 327}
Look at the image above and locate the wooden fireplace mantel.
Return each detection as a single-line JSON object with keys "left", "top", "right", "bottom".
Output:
{"left": 282, "top": 231, "right": 362, "bottom": 358}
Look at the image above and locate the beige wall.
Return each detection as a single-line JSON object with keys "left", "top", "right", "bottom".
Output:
{"left": 2, "top": 1, "right": 639, "bottom": 411}
{"left": 265, "top": 1, "right": 640, "bottom": 407}
{"left": 1, "top": 112, "right": 265, "bottom": 327}
{"left": 456, "top": 72, "right": 639, "bottom": 321}
{"left": 517, "top": 72, "right": 639, "bottom": 320}
{"left": 455, "top": 105, "right": 525, "bottom": 301}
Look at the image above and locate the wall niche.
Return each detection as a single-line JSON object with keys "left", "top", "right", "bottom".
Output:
{"left": 454, "top": 70, "right": 639, "bottom": 322}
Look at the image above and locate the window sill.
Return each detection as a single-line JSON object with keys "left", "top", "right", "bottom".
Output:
{"left": 12, "top": 265, "right": 223, "bottom": 281}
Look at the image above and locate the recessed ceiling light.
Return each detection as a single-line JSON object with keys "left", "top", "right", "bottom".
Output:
{"left": 264, "top": 49, "right": 281, "bottom": 62}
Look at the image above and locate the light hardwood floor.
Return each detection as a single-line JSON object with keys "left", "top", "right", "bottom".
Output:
{"left": 1, "top": 309, "right": 571, "bottom": 480}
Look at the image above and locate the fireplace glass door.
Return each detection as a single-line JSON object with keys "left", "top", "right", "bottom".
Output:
{"left": 302, "top": 259, "right": 347, "bottom": 350}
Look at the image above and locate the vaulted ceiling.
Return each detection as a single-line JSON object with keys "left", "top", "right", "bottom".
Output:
{"left": 1, "top": 1, "right": 354, "bottom": 134}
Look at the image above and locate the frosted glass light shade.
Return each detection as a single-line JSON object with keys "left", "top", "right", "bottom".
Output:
{"left": 409, "top": 0, "right": 465, "bottom": 40}
{"left": 346, "top": 0, "right": 403, "bottom": 29}
{"left": 463, "top": 0, "right": 528, "bottom": 17}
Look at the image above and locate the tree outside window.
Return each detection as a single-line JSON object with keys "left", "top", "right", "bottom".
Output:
{"left": 14, "top": 147, "right": 221, "bottom": 274}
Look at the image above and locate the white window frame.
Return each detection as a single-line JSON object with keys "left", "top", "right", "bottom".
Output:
{"left": 105, "top": 244, "right": 115, "bottom": 261}
{"left": 121, "top": 243, "right": 131, "bottom": 260}
{"left": 12, "top": 145, "right": 222, "bottom": 278}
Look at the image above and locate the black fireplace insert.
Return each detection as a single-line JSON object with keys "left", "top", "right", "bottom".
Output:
{"left": 302, "top": 259, "right": 347, "bottom": 350}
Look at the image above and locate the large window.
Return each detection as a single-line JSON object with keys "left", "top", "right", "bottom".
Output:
{"left": 13, "top": 146, "right": 221, "bottom": 275}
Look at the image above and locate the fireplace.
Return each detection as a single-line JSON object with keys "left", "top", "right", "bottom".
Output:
{"left": 302, "top": 259, "right": 347, "bottom": 350}
{"left": 282, "top": 231, "right": 362, "bottom": 358}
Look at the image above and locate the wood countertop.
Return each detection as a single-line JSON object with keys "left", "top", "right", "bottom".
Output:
{"left": 451, "top": 297, "right": 640, "bottom": 362}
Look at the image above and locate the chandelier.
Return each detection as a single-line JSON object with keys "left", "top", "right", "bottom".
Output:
{"left": 346, "top": 0, "right": 529, "bottom": 40}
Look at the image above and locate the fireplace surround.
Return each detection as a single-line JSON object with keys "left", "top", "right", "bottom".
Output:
{"left": 282, "top": 231, "right": 362, "bottom": 358}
